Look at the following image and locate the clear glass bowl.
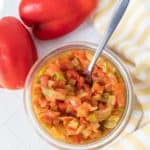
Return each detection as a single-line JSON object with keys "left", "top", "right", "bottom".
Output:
{"left": 24, "top": 42, "right": 134, "bottom": 150}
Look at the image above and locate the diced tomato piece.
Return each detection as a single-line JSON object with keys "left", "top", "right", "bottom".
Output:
{"left": 65, "top": 127, "right": 77, "bottom": 136}
{"left": 99, "top": 103, "right": 106, "bottom": 110}
{"left": 53, "top": 81, "right": 66, "bottom": 88}
{"left": 77, "top": 76, "right": 85, "bottom": 88}
{"left": 82, "top": 84, "right": 91, "bottom": 96}
{"left": 115, "top": 92, "right": 125, "bottom": 107}
{"left": 92, "top": 82, "right": 104, "bottom": 94}
{"left": 65, "top": 102, "right": 76, "bottom": 115}
{"left": 104, "top": 82, "right": 112, "bottom": 92}
{"left": 38, "top": 99, "right": 49, "bottom": 108}
{"left": 66, "top": 102, "right": 73, "bottom": 111}
{"left": 40, "top": 114, "right": 53, "bottom": 124}
{"left": 33, "top": 84, "right": 41, "bottom": 95}
{"left": 57, "top": 101, "right": 67, "bottom": 112}
{"left": 80, "top": 117, "right": 89, "bottom": 125}
{"left": 92, "top": 67, "right": 111, "bottom": 84}
{"left": 73, "top": 134, "right": 83, "bottom": 144}
{"left": 48, "top": 111, "right": 60, "bottom": 119}
{"left": 66, "top": 70, "right": 79, "bottom": 80}
{"left": 33, "top": 99, "right": 40, "bottom": 108}
{"left": 57, "top": 58, "right": 73, "bottom": 70}
{"left": 113, "top": 83, "right": 125, "bottom": 107}
{"left": 50, "top": 101, "right": 58, "bottom": 111}
{"left": 40, "top": 111, "right": 60, "bottom": 124}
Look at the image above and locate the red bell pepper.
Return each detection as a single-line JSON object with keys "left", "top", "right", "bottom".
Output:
{"left": 0, "top": 17, "right": 37, "bottom": 89}
{"left": 19, "top": 0, "right": 98, "bottom": 40}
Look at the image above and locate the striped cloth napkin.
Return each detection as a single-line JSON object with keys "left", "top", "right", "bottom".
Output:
{"left": 93, "top": 0, "right": 150, "bottom": 149}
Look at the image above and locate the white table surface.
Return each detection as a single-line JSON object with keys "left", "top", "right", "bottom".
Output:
{"left": 0, "top": 0, "right": 100, "bottom": 150}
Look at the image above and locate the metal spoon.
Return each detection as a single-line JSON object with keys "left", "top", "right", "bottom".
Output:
{"left": 85, "top": 0, "right": 130, "bottom": 84}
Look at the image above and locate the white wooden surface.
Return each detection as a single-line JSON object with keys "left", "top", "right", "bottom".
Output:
{"left": 0, "top": 0, "right": 100, "bottom": 149}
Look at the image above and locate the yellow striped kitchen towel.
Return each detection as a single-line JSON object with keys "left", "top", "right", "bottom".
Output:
{"left": 93, "top": 0, "right": 150, "bottom": 149}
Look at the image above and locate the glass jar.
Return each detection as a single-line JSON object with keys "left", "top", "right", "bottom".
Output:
{"left": 24, "top": 42, "right": 134, "bottom": 150}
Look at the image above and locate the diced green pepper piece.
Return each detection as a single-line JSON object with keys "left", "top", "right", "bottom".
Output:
{"left": 53, "top": 71, "right": 66, "bottom": 82}
{"left": 42, "top": 88, "right": 65, "bottom": 100}
{"left": 118, "top": 107, "right": 124, "bottom": 113}
{"left": 87, "top": 113, "right": 98, "bottom": 122}
{"left": 103, "top": 115, "right": 120, "bottom": 129}
{"left": 101, "top": 92, "right": 110, "bottom": 102}
{"left": 59, "top": 52, "right": 69, "bottom": 59}
{"left": 39, "top": 67, "right": 47, "bottom": 76}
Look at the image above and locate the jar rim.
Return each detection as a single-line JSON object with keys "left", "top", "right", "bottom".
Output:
{"left": 24, "top": 41, "right": 134, "bottom": 150}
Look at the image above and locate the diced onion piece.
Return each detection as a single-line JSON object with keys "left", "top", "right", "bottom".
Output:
{"left": 92, "top": 82, "right": 104, "bottom": 94}
{"left": 108, "top": 95, "right": 116, "bottom": 106}
{"left": 76, "top": 125, "right": 84, "bottom": 134}
{"left": 94, "top": 106, "right": 112, "bottom": 122}
{"left": 72, "top": 58, "right": 81, "bottom": 70}
{"left": 82, "top": 128, "right": 92, "bottom": 138}
{"left": 103, "top": 115, "right": 120, "bottom": 129}
{"left": 68, "top": 119, "right": 79, "bottom": 129}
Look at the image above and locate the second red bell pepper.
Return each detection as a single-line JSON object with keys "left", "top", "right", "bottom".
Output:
{"left": 19, "top": 0, "right": 98, "bottom": 40}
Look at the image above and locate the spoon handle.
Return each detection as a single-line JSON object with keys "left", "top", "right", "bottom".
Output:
{"left": 87, "top": 0, "right": 130, "bottom": 73}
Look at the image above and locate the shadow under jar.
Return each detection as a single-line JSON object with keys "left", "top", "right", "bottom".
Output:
{"left": 24, "top": 42, "right": 134, "bottom": 150}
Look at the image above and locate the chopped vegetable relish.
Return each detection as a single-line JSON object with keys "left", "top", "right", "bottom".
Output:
{"left": 31, "top": 49, "right": 125, "bottom": 144}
